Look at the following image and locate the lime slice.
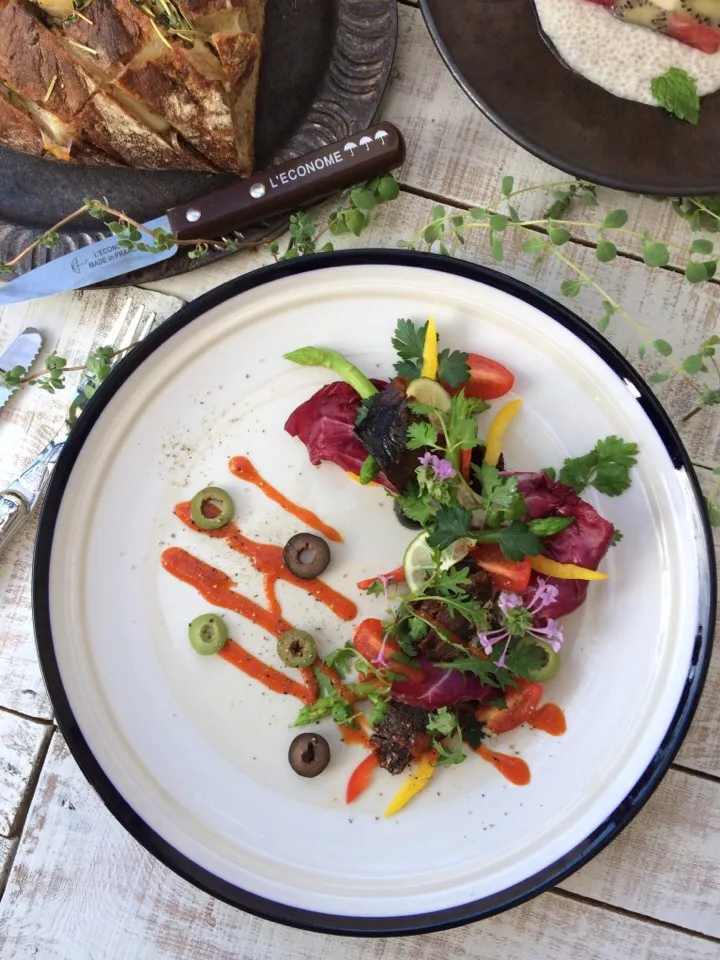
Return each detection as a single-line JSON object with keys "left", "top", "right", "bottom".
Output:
{"left": 403, "top": 531, "right": 473, "bottom": 592}
{"left": 406, "top": 377, "right": 452, "bottom": 412}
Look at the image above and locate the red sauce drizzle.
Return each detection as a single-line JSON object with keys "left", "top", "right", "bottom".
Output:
{"left": 162, "top": 457, "right": 566, "bottom": 791}
{"left": 477, "top": 745, "right": 531, "bottom": 786}
{"left": 229, "top": 456, "right": 343, "bottom": 543}
{"left": 161, "top": 458, "right": 357, "bottom": 705}
{"left": 529, "top": 703, "right": 566, "bottom": 737}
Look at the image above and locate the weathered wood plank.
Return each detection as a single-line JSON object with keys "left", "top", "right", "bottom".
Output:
{"left": 382, "top": 7, "right": 720, "bottom": 268}
{"left": 0, "top": 710, "right": 50, "bottom": 837}
{"left": 0, "top": 837, "right": 16, "bottom": 899}
{"left": 559, "top": 768, "right": 720, "bottom": 938}
{"left": 147, "top": 189, "right": 720, "bottom": 470}
{"left": 1, "top": 734, "right": 718, "bottom": 959}
{"left": 0, "top": 288, "right": 184, "bottom": 720}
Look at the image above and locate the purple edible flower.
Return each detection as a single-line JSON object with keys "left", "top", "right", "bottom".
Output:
{"left": 418, "top": 452, "right": 455, "bottom": 480}
{"left": 477, "top": 579, "right": 565, "bottom": 668}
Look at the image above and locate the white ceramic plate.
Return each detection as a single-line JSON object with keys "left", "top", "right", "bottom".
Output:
{"left": 34, "top": 253, "right": 716, "bottom": 934}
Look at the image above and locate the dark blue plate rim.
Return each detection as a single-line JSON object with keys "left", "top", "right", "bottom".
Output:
{"left": 32, "top": 250, "right": 716, "bottom": 936}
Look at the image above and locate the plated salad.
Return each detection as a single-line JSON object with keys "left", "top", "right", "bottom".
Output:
{"left": 161, "top": 318, "right": 638, "bottom": 816}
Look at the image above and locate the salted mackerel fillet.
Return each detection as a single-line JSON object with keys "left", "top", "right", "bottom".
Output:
{"left": 0, "top": 0, "right": 266, "bottom": 174}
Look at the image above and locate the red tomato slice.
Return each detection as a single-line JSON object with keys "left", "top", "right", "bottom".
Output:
{"left": 476, "top": 680, "right": 543, "bottom": 735}
{"left": 667, "top": 12, "right": 720, "bottom": 53}
{"left": 346, "top": 753, "right": 378, "bottom": 803}
{"left": 352, "top": 619, "right": 425, "bottom": 684}
{"left": 464, "top": 354, "right": 514, "bottom": 401}
{"left": 471, "top": 543, "right": 531, "bottom": 592}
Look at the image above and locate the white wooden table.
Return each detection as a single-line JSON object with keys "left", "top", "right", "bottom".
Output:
{"left": 0, "top": 5, "right": 718, "bottom": 957}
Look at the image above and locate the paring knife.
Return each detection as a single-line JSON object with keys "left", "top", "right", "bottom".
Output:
{"left": 0, "top": 328, "right": 42, "bottom": 407}
{"left": 0, "top": 123, "right": 405, "bottom": 306}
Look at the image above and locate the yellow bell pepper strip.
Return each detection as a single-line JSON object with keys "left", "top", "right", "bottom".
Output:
{"left": 420, "top": 315, "right": 438, "bottom": 380}
{"left": 484, "top": 398, "right": 523, "bottom": 467}
{"left": 529, "top": 555, "right": 609, "bottom": 581}
{"left": 384, "top": 751, "right": 438, "bottom": 817}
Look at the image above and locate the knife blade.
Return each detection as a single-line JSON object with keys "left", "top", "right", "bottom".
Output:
{"left": 0, "top": 123, "right": 406, "bottom": 307}
{"left": 0, "top": 328, "right": 42, "bottom": 407}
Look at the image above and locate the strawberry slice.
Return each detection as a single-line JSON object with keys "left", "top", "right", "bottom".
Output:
{"left": 666, "top": 11, "right": 720, "bottom": 54}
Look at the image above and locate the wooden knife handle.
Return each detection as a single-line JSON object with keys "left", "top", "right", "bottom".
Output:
{"left": 167, "top": 123, "right": 405, "bottom": 241}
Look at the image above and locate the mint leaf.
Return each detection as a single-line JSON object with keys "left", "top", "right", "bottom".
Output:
{"left": 651, "top": 67, "right": 700, "bottom": 125}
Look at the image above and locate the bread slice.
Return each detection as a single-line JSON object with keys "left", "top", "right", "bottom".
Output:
{"left": 0, "top": 1, "right": 96, "bottom": 123}
{"left": 116, "top": 38, "right": 241, "bottom": 172}
{"left": 0, "top": 84, "right": 44, "bottom": 157}
{"left": 0, "top": 0, "right": 267, "bottom": 174}
{"left": 76, "top": 89, "right": 213, "bottom": 170}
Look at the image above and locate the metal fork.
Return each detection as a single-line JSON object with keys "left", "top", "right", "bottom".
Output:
{"left": 0, "top": 298, "right": 156, "bottom": 556}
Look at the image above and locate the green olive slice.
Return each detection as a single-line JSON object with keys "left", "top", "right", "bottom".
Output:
{"left": 189, "top": 613, "right": 228, "bottom": 655}
{"left": 277, "top": 629, "right": 317, "bottom": 668}
{"left": 190, "top": 486, "right": 235, "bottom": 530}
{"left": 521, "top": 639, "right": 561, "bottom": 682}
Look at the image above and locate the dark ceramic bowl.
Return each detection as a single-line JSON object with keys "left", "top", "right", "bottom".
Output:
{"left": 421, "top": 0, "right": 720, "bottom": 195}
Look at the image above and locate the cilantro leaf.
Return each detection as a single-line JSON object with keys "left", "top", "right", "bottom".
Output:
{"left": 426, "top": 504, "right": 472, "bottom": 550}
{"left": 364, "top": 580, "right": 385, "bottom": 596}
{"left": 407, "top": 421, "right": 439, "bottom": 450}
{"left": 368, "top": 695, "right": 389, "bottom": 728}
{"left": 504, "top": 640, "right": 548, "bottom": 680}
{"left": 461, "top": 713, "right": 486, "bottom": 749}
{"left": 527, "top": 516, "right": 574, "bottom": 537}
{"left": 324, "top": 643, "right": 357, "bottom": 678}
{"left": 395, "top": 358, "right": 422, "bottom": 381}
{"left": 593, "top": 436, "right": 640, "bottom": 496}
{"left": 395, "top": 491, "right": 433, "bottom": 525}
{"left": 611, "top": 527, "right": 624, "bottom": 546}
{"left": 475, "top": 520, "right": 542, "bottom": 561}
{"left": 447, "top": 392, "right": 486, "bottom": 454}
{"left": 477, "top": 462, "right": 526, "bottom": 525}
{"left": 313, "top": 666, "right": 336, "bottom": 699}
{"left": 392, "top": 318, "right": 428, "bottom": 361}
{"left": 651, "top": 67, "right": 699, "bottom": 125}
{"left": 427, "top": 706, "right": 458, "bottom": 737}
{"left": 331, "top": 698, "right": 357, "bottom": 725}
{"left": 437, "top": 348, "right": 470, "bottom": 388}
{"left": 436, "top": 741, "right": 467, "bottom": 766}
{"left": 559, "top": 436, "right": 638, "bottom": 496}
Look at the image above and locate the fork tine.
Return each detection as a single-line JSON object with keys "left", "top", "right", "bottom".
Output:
{"left": 106, "top": 297, "right": 133, "bottom": 352}
{"left": 114, "top": 303, "right": 145, "bottom": 356}
{"left": 138, "top": 311, "right": 156, "bottom": 341}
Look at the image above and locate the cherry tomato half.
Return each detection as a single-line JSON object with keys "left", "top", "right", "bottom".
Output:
{"left": 476, "top": 679, "right": 543, "bottom": 735}
{"left": 471, "top": 543, "right": 531, "bottom": 593}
